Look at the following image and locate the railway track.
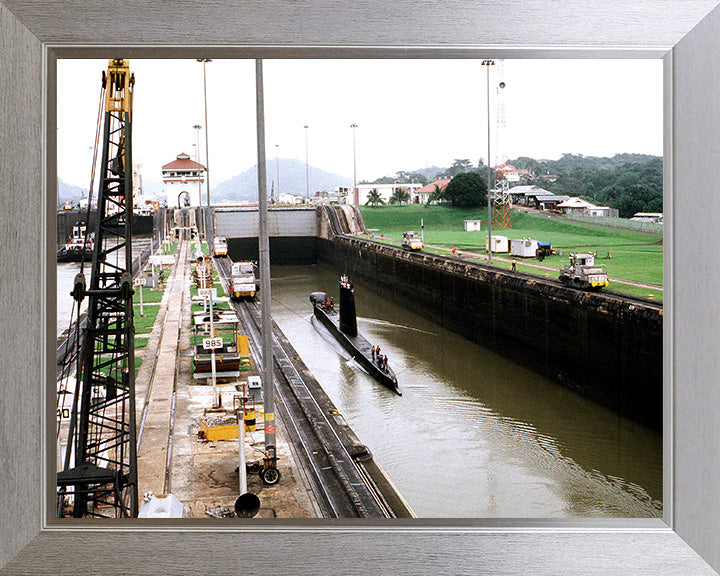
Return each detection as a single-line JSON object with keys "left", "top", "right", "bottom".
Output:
{"left": 214, "top": 256, "right": 403, "bottom": 518}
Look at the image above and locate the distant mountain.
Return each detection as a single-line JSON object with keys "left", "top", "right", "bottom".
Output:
{"left": 211, "top": 158, "right": 352, "bottom": 204}
{"left": 412, "top": 165, "right": 446, "bottom": 180}
{"left": 138, "top": 176, "right": 163, "bottom": 198}
{"left": 57, "top": 178, "right": 86, "bottom": 203}
{"left": 361, "top": 165, "right": 446, "bottom": 185}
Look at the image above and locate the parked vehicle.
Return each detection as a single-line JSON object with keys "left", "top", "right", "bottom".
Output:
{"left": 230, "top": 261, "right": 257, "bottom": 300}
{"left": 559, "top": 252, "right": 609, "bottom": 289}
{"left": 213, "top": 235, "right": 228, "bottom": 257}
{"left": 401, "top": 231, "right": 423, "bottom": 251}
{"left": 191, "top": 310, "right": 250, "bottom": 374}
{"left": 535, "top": 241, "right": 555, "bottom": 261}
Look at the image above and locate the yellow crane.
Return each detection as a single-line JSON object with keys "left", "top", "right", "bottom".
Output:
{"left": 57, "top": 59, "right": 139, "bottom": 518}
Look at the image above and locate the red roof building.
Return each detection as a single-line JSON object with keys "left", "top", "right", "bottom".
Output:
{"left": 162, "top": 152, "right": 205, "bottom": 172}
{"left": 412, "top": 178, "right": 451, "bottom": 204}
{"left": 415, "top": 178, "right": 451, "bottom": 195}
{"left": 162, "top": 152, "right": 206, "bottom": 208}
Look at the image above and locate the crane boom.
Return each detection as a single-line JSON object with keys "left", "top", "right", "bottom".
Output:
{"left": 57, "top": 59, "right": 138, "bottom": 518}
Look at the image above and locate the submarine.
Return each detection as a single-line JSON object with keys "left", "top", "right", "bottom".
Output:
{"left": 310, "top": 276, "right": 401, "bottom": 395}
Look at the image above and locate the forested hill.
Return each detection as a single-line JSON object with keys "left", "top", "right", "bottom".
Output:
{"left": 512, "top": 153, "right": 663, "bottom": 218}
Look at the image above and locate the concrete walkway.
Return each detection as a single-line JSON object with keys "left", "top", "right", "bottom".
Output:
{"left": 136, "top": 239, "right": 189, "bottom": 496}
{"left": 133, "top": 240, "right": 319, "bottom": 517}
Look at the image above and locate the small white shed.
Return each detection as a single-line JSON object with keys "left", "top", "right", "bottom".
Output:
{"left": 510, "top": 238, "right": 539, "bottom": 258}
{"left": 464, "top": 220, "right": 482, "bottom": 232}
{"left": 485, "top": 235, "right": 509, "bottom": 253}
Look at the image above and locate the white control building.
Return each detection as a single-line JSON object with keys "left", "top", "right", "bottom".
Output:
{"left": 161, "top": 152, "right": 206, "bottom": 208}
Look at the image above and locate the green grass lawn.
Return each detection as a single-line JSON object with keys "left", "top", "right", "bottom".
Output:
{"left": 95, "top": 356, "right": 143, "bottom": 376}
{"left": 133, "top": 305, "right": 159, "bottom": 333}
{"left": 133, "top": 285, "right": 164, "bottom": 304}
{"left": 360, "top": 205, "right": 663, "bottom": 298}
{"left": 100, "top": 336, "right": 149, "bottom": 350}
{"left": 107, "top": 308, "right": 158, "bottom": 334}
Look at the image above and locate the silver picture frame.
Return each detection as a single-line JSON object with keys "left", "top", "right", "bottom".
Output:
{"left": 2, "top": 1, "right": 720, "bottom": 574}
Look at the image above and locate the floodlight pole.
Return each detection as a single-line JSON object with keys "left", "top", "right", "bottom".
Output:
{"left": 351, "top": 123, "right": 358, "bottom": 205}
{"left": 482, "top": 59, "right": 495, "bottom": 264}
{"left": 304, "top": 125, "right": 310, "bottom": 200}
{"left": 197, "top": 58, "right": 212, "bottom": 239}
{"left": 275, "top": 144, "right": 280, "bottom": 201}
{"left": 256, "top": 59, "right": 276, "bottom": 465}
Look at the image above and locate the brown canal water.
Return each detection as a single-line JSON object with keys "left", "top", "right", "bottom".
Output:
{"left": 270, "top": 263, "right": 663, "bottom": 518}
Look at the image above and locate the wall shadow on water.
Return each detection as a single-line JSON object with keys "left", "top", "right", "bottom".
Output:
{"left": 318, "top": 237, "right": 663, "bottom": 432}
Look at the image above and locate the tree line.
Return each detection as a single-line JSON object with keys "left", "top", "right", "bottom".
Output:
{"left": 362, "top": 153, "right": 663, "bottom": 217}
{"left": 511, "top": 153, "right": 663, "bottom": 218}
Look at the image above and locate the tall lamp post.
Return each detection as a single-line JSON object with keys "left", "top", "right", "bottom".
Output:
{"left": 197, "top": 58, "right": 212, "bottom": 239}
{"left": 275, "top": 144, "right": 280, "bottom": 202}
{"left": 350, "top": 123, "right": 358, "bottom": 205}
{"left": 193, "top": 123, "right": 202, "bottom": 211}
{"left": 482, "top": 59, "right": 495, "bottom": 264}
{"left": 304, "top": 125, "right": 309, "bottom": 201}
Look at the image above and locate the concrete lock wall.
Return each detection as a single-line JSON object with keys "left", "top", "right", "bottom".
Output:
{"left": 317, "top": 235, "right": 663, "bottom": 430}
{"left": 214, "top": 207, "right": 318, "bottom": 238}
{"left": 214, "top": 207, "right": 318, "bottom": 264}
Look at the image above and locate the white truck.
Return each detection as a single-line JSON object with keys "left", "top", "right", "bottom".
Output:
{"left": 230, "top": 261, "right": 257, "bottom": 300}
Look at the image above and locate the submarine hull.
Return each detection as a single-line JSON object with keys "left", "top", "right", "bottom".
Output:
{"left": 310, "top": 292, "right": 400, "bottom": 395}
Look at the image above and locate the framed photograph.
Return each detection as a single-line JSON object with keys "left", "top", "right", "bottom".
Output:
{"left": 2, "top": 1, "right": 720, "bottom": 574}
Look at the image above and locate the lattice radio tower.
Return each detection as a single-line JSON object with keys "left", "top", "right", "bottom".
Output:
{"left": 492, "top": 60, "right": 512, "bottom": 230}
{"left": 57, "top": 59, "right": 138, "bottom": 518}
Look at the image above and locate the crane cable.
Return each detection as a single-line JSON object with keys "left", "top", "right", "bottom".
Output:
{"left": 80, "top": 78, "right": 108, "bottom": 274}
{"left": 57, "top": 79, "right": 107, "bottom": 469}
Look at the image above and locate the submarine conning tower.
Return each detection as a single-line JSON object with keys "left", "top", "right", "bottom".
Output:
{"left": 339, "top": 275, "right": 358, "bottom": 337}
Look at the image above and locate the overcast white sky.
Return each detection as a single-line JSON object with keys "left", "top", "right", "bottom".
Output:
{"left": 57, "top": 59, "right": 663, "bottom": 191}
